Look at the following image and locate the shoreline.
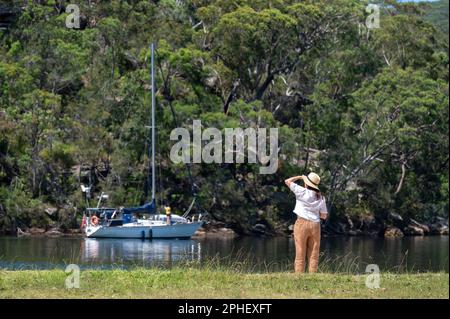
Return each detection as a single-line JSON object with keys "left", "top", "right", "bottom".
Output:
{"left": 4, "top": 214, "right": 449, "bottom": 239}
{"left": 4, "top": 227, "right": 449, "bottom": 239}
{"left": 4, "top": 211, "right": 448, "bottom": 239}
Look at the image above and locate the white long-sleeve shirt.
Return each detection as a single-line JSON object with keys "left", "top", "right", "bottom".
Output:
{"left": 289, "top": 182, "right": 328, "bottom": 223}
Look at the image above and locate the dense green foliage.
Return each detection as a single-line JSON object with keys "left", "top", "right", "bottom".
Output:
{"left": 424, "top": 0, "right": 449, "bottom": 36}
{"left": 0, "top": 0, "right": 448, "bottom": 234}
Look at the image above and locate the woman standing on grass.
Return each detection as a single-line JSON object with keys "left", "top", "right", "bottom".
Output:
{"left": 285, "top": 173, "right": 328, "bottom": 273}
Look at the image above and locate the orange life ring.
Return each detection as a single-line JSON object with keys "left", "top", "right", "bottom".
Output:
{"left": 91, "top": 215, "right": 99, "bottom": 226}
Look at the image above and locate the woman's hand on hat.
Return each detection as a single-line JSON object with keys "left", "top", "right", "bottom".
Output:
{"left": 285, "top": 175, "right": 304, "bottom": 187}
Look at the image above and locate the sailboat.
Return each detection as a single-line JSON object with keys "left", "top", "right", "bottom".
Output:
{"left": 82, "top": 43, "right": 203, "bottom": 239}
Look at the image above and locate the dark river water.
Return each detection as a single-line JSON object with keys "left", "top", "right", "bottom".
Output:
{"left": 0, "top": 236, "right": 448, "bottom": 273}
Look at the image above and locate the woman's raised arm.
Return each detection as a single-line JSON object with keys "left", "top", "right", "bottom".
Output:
{"left": 285, "top": 175, "right": 304, "bottom": 188}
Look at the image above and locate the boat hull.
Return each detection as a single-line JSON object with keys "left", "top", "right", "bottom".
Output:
{"left": 85, "top": 222, "right": 203, "bottom": 239}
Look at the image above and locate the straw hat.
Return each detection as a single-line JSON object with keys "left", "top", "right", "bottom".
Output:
{"left": 303, "top": 172, "right": 321, "bottom": 191}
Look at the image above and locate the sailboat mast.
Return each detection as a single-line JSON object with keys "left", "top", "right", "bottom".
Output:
{"left": 150, "top": 43, "right": 156, "bottom": 203}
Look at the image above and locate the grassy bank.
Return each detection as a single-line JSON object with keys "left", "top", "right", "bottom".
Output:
{"left": 0, "top": 268, "right": 448, "bottom": 299}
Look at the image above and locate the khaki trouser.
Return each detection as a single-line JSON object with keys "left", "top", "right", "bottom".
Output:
{"left": 294, "top": 217, "right": 321, "bottom": 273}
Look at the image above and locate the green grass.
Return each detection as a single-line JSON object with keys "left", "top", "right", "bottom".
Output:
{"left": 0, "top": 268, "right": 447, "bottom": 299}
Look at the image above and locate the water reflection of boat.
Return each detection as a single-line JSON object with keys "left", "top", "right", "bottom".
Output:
{"left": 81, "top": 238, "right": 202, "bottom": 266}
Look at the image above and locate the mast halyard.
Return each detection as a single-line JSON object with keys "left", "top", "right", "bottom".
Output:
{"left": 150, "top": 43, "right": 156, "bottom": 204}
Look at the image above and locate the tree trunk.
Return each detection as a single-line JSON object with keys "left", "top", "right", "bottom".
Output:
{"left": 253, "top": 73, "right": 274, "bottom": 101}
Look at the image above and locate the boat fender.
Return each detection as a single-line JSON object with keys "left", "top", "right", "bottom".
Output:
{"left": 149, "top": 228, "right": 153, "bottom": 239}
{"left": 141, "top": 230, "right": 145, "bottom": 240}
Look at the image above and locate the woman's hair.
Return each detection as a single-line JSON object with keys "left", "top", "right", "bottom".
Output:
{"left": 305, "top": 185, "right": 322, "bottom": 200}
